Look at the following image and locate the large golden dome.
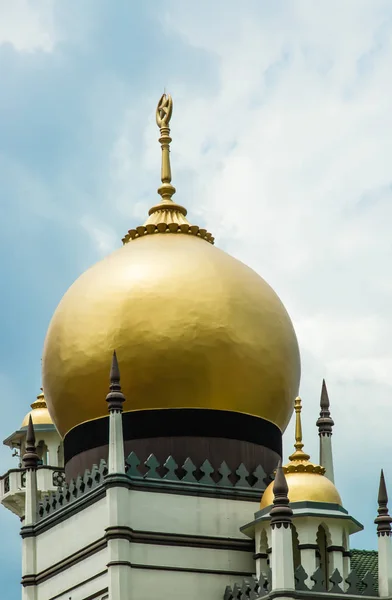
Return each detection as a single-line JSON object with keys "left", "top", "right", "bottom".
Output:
{"left": 42, "top": 94, "right": 301, "bottom": 439}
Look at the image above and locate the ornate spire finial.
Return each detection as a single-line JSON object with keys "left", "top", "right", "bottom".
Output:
{"left": 375, "top": 469, "right": 392, "bottom": 536}
{"left": 154, "top": 93, "right": 177, "bottom": 206}
{"left": 316, "top": 379, "right": 334, "bottom": 436}
{"left": 288, "top": 397, "right": 311, "bottom": 462}
{"left": 106, "top": 351, "right": 126, "bottom": 412}
{"left": 30, "top": 387, "right": 47, "bottom": 411}
{"left": 270, "top": 460, "right": 293, "bottom": 527}
{"left": 122, "top": 94, "right": 214, "bottom": 245}
{"left": 23, "top": 416, "right": 39, "bottom": 469}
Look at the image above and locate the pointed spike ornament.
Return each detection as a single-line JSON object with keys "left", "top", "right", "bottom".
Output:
{"left": 316, "top": 379, "right": 334, "bottom": 436}
{"left": 23, "top": 415, "right": 39, "bottom": 469}
{"left": 269, "top": 460, "right": 293, "bottom": 528}
{"left": 106, "top": 351, "right": 126, "bottom": 412}
{"left": 375, "top": 469, "right": 392, "bottom": 536}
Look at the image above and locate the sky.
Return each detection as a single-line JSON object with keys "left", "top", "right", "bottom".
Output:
{"left": 0, "top": 0, "right": 392, "bottom": 597}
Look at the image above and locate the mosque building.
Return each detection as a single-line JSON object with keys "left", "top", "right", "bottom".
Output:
{"left": 0, "top": 95, "right": 389, "bottom": 600}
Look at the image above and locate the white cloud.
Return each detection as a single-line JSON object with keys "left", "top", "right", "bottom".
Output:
{"left": 0, "top": 0, "right": 60, "bottom": 53}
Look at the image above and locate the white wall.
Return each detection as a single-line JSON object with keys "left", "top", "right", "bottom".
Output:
{"left": 32, "top": 485, "right": 259, "bottom": 600}
{"left": 36, "top": 550, "right": 107, "bottom": 600}
{"left": 36, "top": 498, "right": 107, "bottom": 572}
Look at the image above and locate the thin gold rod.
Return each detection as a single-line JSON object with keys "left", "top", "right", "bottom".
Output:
{"left": 156, "top": 93, "right": 176, "bottom": 204}
{"left": 288, "top": 397, "right": 310, "bottom": 462}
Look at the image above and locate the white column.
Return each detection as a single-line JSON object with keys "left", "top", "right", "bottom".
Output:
{"left": 328, "top": 547, "right": 344, "bottom": 581}
{"left": 105, "top": 351, "right": 131, "bottom": 600}
{"left": 269, "top": 461, "right": 295, "bottom": 592}
{"left": 295, "top": 520, "right": 318, "bottom": 579}
{"left": 271, "top": 524, "right": 295, "bottom": 591}
{"left": 21, "top": 417, "right": 38, "bottom": 600}
{"left": 378, "top": 533, "right": 392, "bottom": 597}
{"left": 319, "top": 434, "right": 335, "bottom": 483}
{"left": 376, "top": 470, "right": 392, "bottom": 597}
{"left": 255, "top": 528, "right": 269, "bottom": 579}
{"left": 316, "top": 380, "right": 335, "bottom": 483}
{"left": 342, "top": 532, "right": 350, "bottom": 592}
{"left": 108, "top": 409, "right": 125, "bottom": 475}
{"left": 47, "top": 438, "right": 59, "bottom": 467}
{"left": 327, "top": 524, "right": 344, "bottom": 586}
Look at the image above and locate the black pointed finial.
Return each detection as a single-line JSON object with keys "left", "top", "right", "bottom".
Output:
{"left": 375, "top": 469, "right": 392, "bottom": 536}
{"left": 316, "top": 379, "right": 334, "bottom": 436}
{"left": 269, "top": 460, "right": 293, "bottom": 528}
{"left": 106, "top": 351, "right": 126, "bottom": 412}
{"left": 22, "top": 415, "right": 39, "bottom": 469}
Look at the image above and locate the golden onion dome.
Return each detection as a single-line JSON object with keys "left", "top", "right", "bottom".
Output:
{"left": 21, "top": 389, "right": 53, "bottom": 428}
{"left": 260, "top": 397, "right": 342, "bottom": 509}
{"left": 42, "top": 94, "right": 301, "bottom": 439}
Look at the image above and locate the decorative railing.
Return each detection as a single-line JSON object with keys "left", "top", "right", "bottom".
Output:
{"left": 37, "top": 453, "right": 272, "bottom": 521}
{"left": 125, "top": 452, "right": 271, "bottom": 492}
{"left": 295, "top": 565, "right": 378, "bottom": 596}
{"left": 52, "top": 470, "right": 66, "bottom": 488}
{"left": 225, "top": 571, "right": 271, "bottom": 600}
{"left": 38, "top": 459, "right": 108, "bottom": 520}
{"left": 225, "top": 566, "right": 378, "bottom": 600}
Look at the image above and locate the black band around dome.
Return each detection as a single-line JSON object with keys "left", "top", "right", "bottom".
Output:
{"left": 63, "top": 408, "right": 282, "bottom": 480}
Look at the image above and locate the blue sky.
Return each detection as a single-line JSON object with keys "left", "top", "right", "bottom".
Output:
{"left": 1, "top": 1, "right": 392, "bottom": 597}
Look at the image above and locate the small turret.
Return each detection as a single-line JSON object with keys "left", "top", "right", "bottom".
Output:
{"left": 316, "top": 380, "right": 335, "bottom": 482}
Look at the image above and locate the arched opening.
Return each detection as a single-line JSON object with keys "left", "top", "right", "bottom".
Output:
{"left": 292, "top": 525, "right": 301, "bottom": 571}
{"left": 316, "top": 525, "right": 329, "bottom": 589}
{"left": 36, "top": 440, "right": 48, "bottom": 465}
{"left": 57, "top": 443, "right": 64, "bottom": 468}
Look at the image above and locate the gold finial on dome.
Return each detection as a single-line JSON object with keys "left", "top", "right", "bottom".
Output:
{"left": 30, "top": 387, "right": 47, "bottom": 411}
{"left": 284, "top": 396, "right": 324, "bottom": 475}
{"left": 122, "top": 93, "right": 214, "bottom": 245}
{"left": 154, "top": 93, "right": 177, "bottom": 206}
{"left": 288, "top": 397, "right": 311, "bottom": 463}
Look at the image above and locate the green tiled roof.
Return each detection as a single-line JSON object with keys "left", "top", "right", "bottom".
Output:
{"left": 351, "top": 549, "right": 378, "bottom": 591}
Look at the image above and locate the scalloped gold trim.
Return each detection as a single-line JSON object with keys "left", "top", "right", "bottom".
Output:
{"left": 122, "top": 223, "right": 214, "bottom": 245}
{"left": 284, "top": 461, "right": 326, "bottom": 475}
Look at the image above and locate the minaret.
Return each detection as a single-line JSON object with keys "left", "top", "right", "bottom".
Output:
{"left": 104, "top": 351, "right": 130, "bottom": 600}
{"left": 316, "top": 380, "right": 335, "bottom": 482}
{"left": 375, "top": 469, "right": 392, "bottom": 597}
{"left": 21, "top": 416, "right": 39, "bottom": 600}
{"left": 270, "top": 461, "right": 295, "bottom": 591}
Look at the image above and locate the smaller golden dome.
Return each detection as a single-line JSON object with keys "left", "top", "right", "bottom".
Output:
{"left": 260, "top": 397, "right": 342, "bottom": 509}
{"left": 21, "top": 389, "right": 53, "bottom": 428}
{"left": 261, "top": 470, "right": 342, "bottom": 508}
